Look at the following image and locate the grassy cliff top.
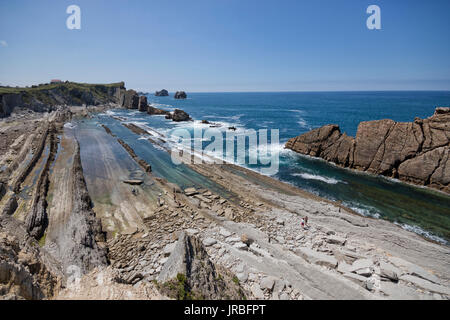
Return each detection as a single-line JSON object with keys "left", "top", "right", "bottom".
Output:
{"left": 0, "top": 81, "right": 125, "bottom": 95}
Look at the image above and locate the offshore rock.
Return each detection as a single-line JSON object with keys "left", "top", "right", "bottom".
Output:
{"left": 122, "top": 90, "right": 139, "bottom": 109}
{"left": 138, "top": 96, "right": 148, "bottom": 112}
{"left": 286, "top": 108, "right": 450, "bottom": 193}
{"left": 174, "top": 91, "right": 187, "bottom": 99}
{"left": 155, "top": 89, "right": 169, "bottom": 97}
{"left": 165, "top": 109, "right": 191, "bottom": 122}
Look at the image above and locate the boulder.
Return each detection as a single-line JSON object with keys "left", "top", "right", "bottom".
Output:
{"left": 174, "top": 91, "right": 187, "bottom": 99}
{"left": 184, "top": 187, "right": 198, "bottom": 196}
{"left": 147, "top": 106, "right": 170, "bottom": 116}
{"left": 378, "top": 261, "right": 400, "bottom": 281}
{"left": 155, "top": 89, "right": 169, "bottom": 97}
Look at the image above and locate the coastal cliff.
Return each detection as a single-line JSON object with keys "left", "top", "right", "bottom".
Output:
{"left": 0, "top": 82, "right": 126, "bottom": 118}
{"left": 285, "top": 107, "right": 450, "bottom": 193}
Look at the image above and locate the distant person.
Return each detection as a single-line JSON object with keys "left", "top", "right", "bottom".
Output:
{"left": 301, "top": 217, "right": 305, "bottom": 228}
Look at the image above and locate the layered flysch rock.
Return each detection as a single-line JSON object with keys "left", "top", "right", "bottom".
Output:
{"left": 0, "top": 82, "right": 126, "bottom": 117}
{"left": 285, "top": 107, "right": 450, "bottom": 193}
{"left": 157, "top": 232, "right": 246, "bottom": 300}
{"left": 0, "top": 214, "right": 62, "bottom": 300}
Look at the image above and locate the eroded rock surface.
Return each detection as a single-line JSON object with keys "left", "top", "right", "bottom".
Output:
{"left": 286, "top": 108, "right": 450, "bottom": 193}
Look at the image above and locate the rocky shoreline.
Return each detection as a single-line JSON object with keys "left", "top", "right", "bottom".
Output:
{"left": 0, "top": 85, "right": 449, "bottom": 300}
{"left": 286, "top": 107, "right": 450, "bottom": 194}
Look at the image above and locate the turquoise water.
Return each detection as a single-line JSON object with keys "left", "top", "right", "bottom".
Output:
{"left": 104, "top": 91, "right": 450, "bottom": 244}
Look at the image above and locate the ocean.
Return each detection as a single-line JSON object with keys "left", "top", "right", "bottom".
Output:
{"left": 99, "top": 91, "right": 450, "bottom": 244}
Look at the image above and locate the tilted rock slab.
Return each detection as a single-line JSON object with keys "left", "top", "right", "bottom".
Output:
{"left": 157, "top": 232, "right": 245, "bottom": 300}
{"left": 285, "top": 107, "right": 450, "bottom": 193}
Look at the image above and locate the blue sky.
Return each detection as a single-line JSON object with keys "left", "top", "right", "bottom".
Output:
{"left": 1, "top": 0, "right": 449, "bottom": 92}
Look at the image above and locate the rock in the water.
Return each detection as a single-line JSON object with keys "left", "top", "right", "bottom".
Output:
{"left": 285, "top": 108, "right": 450, "bottom": 193}
{"left": 123, "top": 90, "right": 139, "bottom": 109}
{"left": 174, "top": 91, "right": 187, "bottom": 99}
{"left": 138, "top": 96, "right": 148, "bottom": 112}
{"left": 166, "top": 109, "right": 191, "bottom": 122}
{"left": 122, "top": 179, "right": 143, "bottom": 186}
{"left": 155, "top": 89, "right": 169, "bottom": 97}
{"left": 378, "top": 261, "right": 400, "bottom": 281}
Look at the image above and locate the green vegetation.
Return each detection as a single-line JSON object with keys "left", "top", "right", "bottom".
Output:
{"left": 158, "top": 273, "right": 204, "bottom": 300}
{"left": 0, "top": 81, "right": 125, "bottom": 109}
{"left": 0, "top": 81, "right": 124, "bottom": 95}
{"left": 38, "top": 232, "right": 47, "bottom": 247}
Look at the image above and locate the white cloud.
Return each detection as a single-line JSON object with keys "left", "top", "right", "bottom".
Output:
{"left": 0, "top": 40, "right": 8, "bottom": 47}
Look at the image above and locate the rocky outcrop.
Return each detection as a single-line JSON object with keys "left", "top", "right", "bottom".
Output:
{"left": 174, "top": 91, "right": 187, "bottom": 99}
{"left": 117, "top": 139, "right": 152, "bottom": 173}
{"left": 0, "top": 214, "right": 62, "bottom": 300}
{"left": 0, "top": 82, "right": 126, "bottom": 117}
{"left": 122, "top": 90, "right": 139, "bottom": 109}
{"left": 52, "top": 141, "right": 108, "bottom": 275}
{"left": 138, "top": 96, "right": 148, "bottom": 112}
{"left": 286, "top": 108, "right": 450, "bottom": 193}
{"left": 147, "top": 106, "right": 170, "bottom": 116}
{"left": 165, "top": 109, "right": 191, "bottom": 122}
{"left": 1, "top": 195, "right": 18, "bottom": 216}
{"left": 157, "top": 232, "right": 246, "bottom": 300}
{"left": 155, "top": 89, "right": 169, "bottom": 97}
{"left": 25, "top": 124, "right": 58, "bottom": 240}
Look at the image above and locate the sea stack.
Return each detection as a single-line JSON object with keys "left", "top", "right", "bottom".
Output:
{"left": 155, "top": 89, "right": 169, "bottom": 97}
{"left": 138, "top": 96, "right": 148, "bottom": 112}
{"left": 123, "top": 89, "right": 139, "bottom": 109}
{"left": 285, "top": 107, "right": 450, "bottom": 193}
{"left": 174, "top": 91, "right": 187, "bottom": 99}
